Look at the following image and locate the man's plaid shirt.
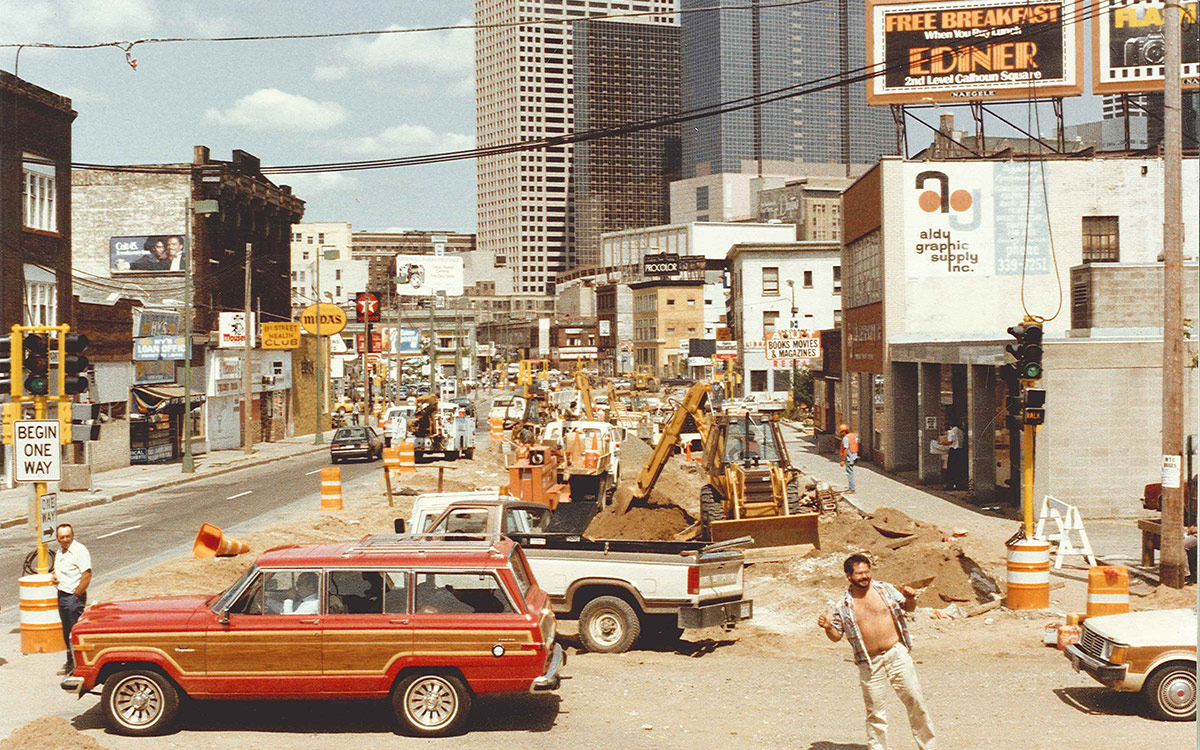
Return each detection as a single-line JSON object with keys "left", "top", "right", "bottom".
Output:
{"left": 829, "top": 581, "right": 913, "bottom": 666}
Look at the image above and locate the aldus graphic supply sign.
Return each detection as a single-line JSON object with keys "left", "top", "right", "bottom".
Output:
{"left": 1093, "top": 0, "right": 1200, "bottom": 93}
{"left": 866, "top": 0, "right": 1084, "bottom": 104}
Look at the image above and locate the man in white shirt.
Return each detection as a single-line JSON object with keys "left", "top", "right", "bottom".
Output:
{"left": 942, "top": 420, "right": 967, "bottom": 491}
{"left": 287, "top": 572, "right": 320, "bottom": 615}
{"left": 51, "top": 523, "right": 91, "bottom": 675}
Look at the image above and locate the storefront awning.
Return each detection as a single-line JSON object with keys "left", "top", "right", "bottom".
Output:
{"left": 131, "top": 384, "right": 206, "bottom": 414}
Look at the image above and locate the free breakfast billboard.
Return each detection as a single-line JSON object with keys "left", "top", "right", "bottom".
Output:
{"left": 393, "top": 254, "right": 464, "bottom": 297}
{"left": 866, "top": 0, "right": 1084, "bottom": 104}
{"left": 110, "top": 235, "right": 187, "bottom": 273}
{"left": 1092, "top": 0, "right": 1200, "bottom": 93}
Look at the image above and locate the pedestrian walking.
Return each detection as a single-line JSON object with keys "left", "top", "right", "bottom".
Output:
{"left": 818, "top": 553, "right": 937, "bottom": 750}
{"left": 941, "top": 419, "right": 966, "bottom": 491}
{"left": 51, "top": 523, "right": 91, "bottom": 675}
{"left": 838, "top": 424, "right": 859, "bottom": 494}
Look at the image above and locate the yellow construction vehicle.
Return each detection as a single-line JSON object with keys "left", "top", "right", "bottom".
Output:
{"left": 632, "top": 364, "right": 659, "bottom": 392}
{"left": 698, "top": 409, "right": 818, "bottom": 548}
{"left": 615, "top": 382, "right": 711, "bottom": 512}
{"left": 575, "top": 369, "right": 595, "bottom": 420}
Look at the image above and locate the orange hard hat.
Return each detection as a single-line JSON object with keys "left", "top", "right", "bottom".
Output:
{"left": 838, "top": 424, "right": 849, "bottom": 434}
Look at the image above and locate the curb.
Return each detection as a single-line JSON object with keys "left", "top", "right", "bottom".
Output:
{"left": 0, "top": 443, "right": 331, "bottom": 530}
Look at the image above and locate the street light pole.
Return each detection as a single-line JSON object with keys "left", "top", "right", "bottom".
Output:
{"left": 184, "top": 194, "right": 220, "bottom": 472}
{"left": 313, "top": 246, "right": 324, "bottom": 445}
{"left": 787, "top": 279, "right": 799, "bottom": 409}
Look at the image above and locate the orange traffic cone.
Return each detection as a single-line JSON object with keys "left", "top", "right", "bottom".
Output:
{"left": 192, "top": 523, "right": 251, "bottom": 558}
{"left": 584, "top": 432, "right": 600, "bottom": 469}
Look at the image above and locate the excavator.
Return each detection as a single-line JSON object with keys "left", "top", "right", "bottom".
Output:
{"left": 615, "top": 382, "right": 818, "bottom": 548}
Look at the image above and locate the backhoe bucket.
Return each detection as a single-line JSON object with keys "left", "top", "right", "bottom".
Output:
{"left": 710, "top": 512, "right": 819, "bottom": 549}
{"left": 192, "top": 523, "right": 251, "bottom": 558}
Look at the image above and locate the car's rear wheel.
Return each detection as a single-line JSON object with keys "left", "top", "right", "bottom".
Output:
{"left": 579, "top": 595, "right": 641, "bottom": 653}
{"left": 392, "top": 671, "right": 471, "bottom": 736}
{"left": 1144, "top": 661, "right": 1196, "bottom": 721}
{"left": 101, "top": 669, "right": 180, "bottom": 736}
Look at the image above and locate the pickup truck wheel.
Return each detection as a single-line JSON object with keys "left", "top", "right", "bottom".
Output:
{"left": 102, "top": 669, "right": 180, "bottom": 736}
{"left": 700, "top": 485, "right": 724, "bottom": 541}
{"left": 579, "top": 596, "right": 640, "bottom": 653}
{"left": 393, "top": 671, "right": 472, "bottom": 736}
{"left": 1144, "top": 661, "right": 1196, "bottom": 721}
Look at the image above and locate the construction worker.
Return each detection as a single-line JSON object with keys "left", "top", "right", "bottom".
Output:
{"left": 838, "top": 424, "right": 859, "bottom": 494}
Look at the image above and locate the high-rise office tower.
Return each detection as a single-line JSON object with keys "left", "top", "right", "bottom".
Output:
{"left": 680, "top": 0, "right": 892, "bottom": 177}
{"left": 570, "top": 20, "right": 681, "bottom": 270}
{"left": 476, "top": 0, "right": 676, "bottom": 295}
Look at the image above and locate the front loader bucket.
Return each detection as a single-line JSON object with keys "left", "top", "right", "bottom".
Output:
{"left": 193, "top": 523, "right": 251, "bottom": 558}
{"left": 710, "top": 512, "right": 819, "bottom": 549}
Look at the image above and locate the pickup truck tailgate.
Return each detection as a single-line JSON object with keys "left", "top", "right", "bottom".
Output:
{"left": 697, "top": 549, "right": 744, "bottom": 603}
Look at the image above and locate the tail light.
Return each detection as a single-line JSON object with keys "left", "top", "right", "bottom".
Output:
{"left": 687, "top": 565, "right": 700, "bottom": 595}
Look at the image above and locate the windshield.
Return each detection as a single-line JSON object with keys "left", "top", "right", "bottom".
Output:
{"left": 335, "top": 427, "right": 368, "bottom": 440}
{"left": 210, "top": 564, "right": 258, "bottom": 612}
{"left": 724, "top": 417, "right": 782, "bottom": 463}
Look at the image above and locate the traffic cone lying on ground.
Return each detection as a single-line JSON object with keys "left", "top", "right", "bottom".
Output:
{"left": 192, "top": 522, "right": 250, "bottom": 558}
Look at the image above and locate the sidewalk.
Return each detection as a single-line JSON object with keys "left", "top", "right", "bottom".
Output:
{"left": 0, "top": 431, "right": 335, "bottom": 529}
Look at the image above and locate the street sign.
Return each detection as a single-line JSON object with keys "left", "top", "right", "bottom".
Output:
{"left": 14, "top": 420, "right": 61, "bottom": 483}
{"left": 39, "top": 492, "right": 57, "bottom": 543}
{"left": 262, "top": 322, "right": 301, "bottom": 349}
{"left": 355, "top": 292, "right": 382, "bottom": 323}
{"left": 299, "top": 303, "right": 347, "bottom": 336}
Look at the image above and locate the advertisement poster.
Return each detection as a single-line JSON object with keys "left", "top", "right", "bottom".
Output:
{"left": 904, "top": 163, "right": 1052, "bottom": 278}
{"left": 394, "top": 254, "right": 464, "bottom": 297}
{"left": 110, "top": 235, "right": 187, "bottom": 273}
{"left": 763, "top": 330, "right": 822, "bottom": 367}
{"left": 217, "top": 312, "right": 256, "bottom": 349}
{"left": 1092, "top": 0, "right": 1200, "bottom": 93}
{"left": 262, "top": 322, "right": 301, "bottom": 350}
{"left": 867, "top": 0, "right": 1083, "bottom": 104}
{"left": 133, "top": 336, "right": 187, "bottom": 361}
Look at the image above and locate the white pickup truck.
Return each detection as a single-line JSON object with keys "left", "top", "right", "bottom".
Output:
{"left": 414, "top": 494, "right": 754, "bottom": 654}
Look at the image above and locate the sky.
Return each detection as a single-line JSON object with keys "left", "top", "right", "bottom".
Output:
{"left": 0, "top": 1, "right": 1105, "bottom": 236}
{"left": 1, "top": 0, "right": 478, "bottom": 232}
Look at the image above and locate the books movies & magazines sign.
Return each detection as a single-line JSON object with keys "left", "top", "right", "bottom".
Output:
{"left": 866, "top": 0, "right": 1084, "bottom": 104}
{"left": 1092, "top": 0, "right": 1199, "bottom": 93}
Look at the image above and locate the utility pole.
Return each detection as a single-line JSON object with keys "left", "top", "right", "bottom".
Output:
{"left": 456, "top": 311, "right": 464, "bottom": 385}
{"left": 1158, "top": 1, "right": 1185, "bottom": 589}
{"left": 242, "top": 242, "right": 253, "bottom": 455}
{"left": 313, "top": 247, "right": 324, "bottom": 445}
{"left": 182, "top": 188, "right": 195, "bottom": 473}
{"left": 428, "top": 296, "right": 437, "bottom": 394}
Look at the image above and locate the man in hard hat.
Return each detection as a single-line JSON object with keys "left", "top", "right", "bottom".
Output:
{"left": 838, "top": 424, "right": 859, "bottom": 494}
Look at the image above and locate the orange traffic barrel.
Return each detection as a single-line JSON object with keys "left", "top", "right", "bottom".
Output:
{"left": 490, "top": 418, "right": 504, "bottom": 441}
{"left": 1006, "top": 538, "right": 1051, "bottom": 610}
{"left": 19, "top": 573, "right": 65, "bottom": 654}
{"left": 1087, "top": 565, "right": 1130, "bottom": 618}
{"left": 383, "top": 446, "right": 400, "bottom": 469}
{"left": 321, "top": 466, "right": 343, "bottom": 510}
{"left": 397, "top": 440, "right": 416, "bottom": 474}
{"left": 193, "top": 523, "right": 251, "bottom": 558}
{"left": 584, "top": 433, "right": 600, "bottom": 469}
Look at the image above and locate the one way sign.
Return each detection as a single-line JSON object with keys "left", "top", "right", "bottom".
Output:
{"left": 14, "top": 420, "right": 61, "bottom": 483}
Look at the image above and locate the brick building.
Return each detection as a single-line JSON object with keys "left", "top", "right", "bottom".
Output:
{"left": 630, "top": 278, "right": 705, "bottom": 377}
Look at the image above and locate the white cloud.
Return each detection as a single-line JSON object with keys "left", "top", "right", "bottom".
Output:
{"left": 0, "top": 1, "right": 59, "bottom": 40}
{"left": 341, "top": 19, "right": 473, "bottom": 77}
{"left": 339, "top": 124, "right": 474, "bottom": 156}
{"left": 313, "top": 65, "right": 348, "bottom": 81}
{"left": 67, "top": 0, "right": 159, "bottom": 37}
{"left": 272, "top": 172, "right": 358, "bottom": 197}
{"left": 204, "top": 89, "right": 347, "bottom": 132}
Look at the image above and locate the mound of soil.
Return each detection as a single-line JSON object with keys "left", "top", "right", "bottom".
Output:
{"left": 584, "top": 502, "right": 695, "bottom": 541}
{"left": 0, "top": 717, "right": 109, "bottom": 750}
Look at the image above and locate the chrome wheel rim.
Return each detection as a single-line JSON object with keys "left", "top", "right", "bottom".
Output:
{"left": 405, "top": 676, "right": 458, "bottom": 730}
{"left": 587, "top": 610, "right": 623, "bottom": 647}
{"left": 112, "top": 675, "right": 163, "bottom": 729}
{"left": 1159, "top": 670, "right": 1196, "bottom": 717}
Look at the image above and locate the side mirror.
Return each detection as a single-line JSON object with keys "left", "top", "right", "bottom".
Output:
{"left": 394, "top": 518, "right": 406, "bottom": 534}
{"left": 219, "top": 607, "right": 231, "bottom": 626}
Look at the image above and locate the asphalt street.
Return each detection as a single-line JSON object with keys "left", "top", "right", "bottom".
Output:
{"left": 0, "top": 450, "right": 380, "bottom": 618}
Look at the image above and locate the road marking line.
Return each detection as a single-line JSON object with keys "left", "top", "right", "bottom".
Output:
{"left": 226, "top": 491, "right": 253, "bottom": 500}
{"left": 96, "top": 525, "right": 142, "bottom": 540}
{"left": 305, "top": 469, "right": 322, "bottom": 476}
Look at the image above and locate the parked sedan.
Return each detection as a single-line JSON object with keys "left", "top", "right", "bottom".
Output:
{"left": 330, "top": 426, "right": 383, "bottom": 463}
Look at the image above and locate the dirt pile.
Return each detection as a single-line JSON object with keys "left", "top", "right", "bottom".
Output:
{"left": 584, "top": 502, "right": 694, "bottom": 541}
{"left": 809, "top": 505, "right": 1001, "bottom": 609}
{"left": 616, "top": 434, "right": 703, "bottom": 513}
{"left": 582, "top": 435, "right": 703, "bottom": 539}
{"left": 0, "top": 717, "right": 109, "bottom": 750}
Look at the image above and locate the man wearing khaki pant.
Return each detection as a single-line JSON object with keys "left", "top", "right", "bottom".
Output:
{"left": 818, "top": 553, "right": 937, "bottom": 750}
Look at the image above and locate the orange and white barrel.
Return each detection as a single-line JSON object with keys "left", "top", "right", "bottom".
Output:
{"left": 1086, "top": 565, "right": 1130, "bottom": 618}
{"left": 490, "top": 418, "right": 504, "bottom": 441}
{"left": 19, "top": 574, "right": 65, "bottom": 654}
{"left": 1006, "top": 538, "right": 1051, "bottom": 610}
{"left": 320, "top": 466, "right": 343, "bottom": 510}
{"left": 397, "top": 440, "right": 416, "bottom": 474}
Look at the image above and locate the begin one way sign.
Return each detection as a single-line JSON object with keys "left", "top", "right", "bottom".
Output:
{"left": 14, "top": 420, "right": 61, "bottom": 483}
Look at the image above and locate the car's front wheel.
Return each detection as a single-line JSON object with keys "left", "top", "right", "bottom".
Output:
{"left": 1144, "top": 661, "right": 1197, "bottom": 721}
{"left": 392, "top": 671, "right": 472, "bottom": 736}
{"left": 101, "top": 669, "right": 180, "bottom": 736}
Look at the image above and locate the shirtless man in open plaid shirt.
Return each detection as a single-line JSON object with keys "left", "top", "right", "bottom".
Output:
{"left": 817, "top": 553, "right": 937, "bottom": 750}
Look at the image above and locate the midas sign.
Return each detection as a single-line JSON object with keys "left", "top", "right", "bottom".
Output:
{"left": 299, "top": 303, "right": 348, "bottom": 336}
{"left": 262, "top": 322, "right": 301, "bottom": 349}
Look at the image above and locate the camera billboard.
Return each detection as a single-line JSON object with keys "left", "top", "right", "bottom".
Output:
{"left": 393, "top": 254, "right": 464, "bottom": 297}
{"left": 110, "top": 235, "right": 187, "bottom": 273}
{"left": 1093, "top": 0, "right": 1200, "bottom": 93}
{"left": 866, "top": 0, "right": 1084, "bottom": 104}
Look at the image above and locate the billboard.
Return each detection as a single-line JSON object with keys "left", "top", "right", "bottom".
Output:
{"left": 1093, "top": 0, "right": 1200, "bottom": 93}
{"left": 261, "top": 322, "right": 301, "bottom": 349}
{"left": 217, "top": 312, "right": 256, "bottom": 349}
{"left": 866, "top": 0, "right": 1084, "bottom": 104}
{"left": 394, "top": 254, "right": 464, "bottom": 297}
{"left": 110, "top": 235, "right": 187, "bottom": 273}
{"left": 763, "top": 330, "right": 822, "bottom": 367}
{"left": 643, "top": 253, "right": 681, "bottom": 276}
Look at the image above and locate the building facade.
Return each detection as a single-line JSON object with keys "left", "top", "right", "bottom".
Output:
{"left": 475, "top": 0, "right": 676, "bottom": 295}
{"left": 569, "top": 19, "right": 681, "bottom": 270}
{"left": 290, "top": 222, "right": 369, "bottom": 311}
{"left": 596, "top": 282, "right": 633, "bottom": 375}
{"left": 755, "top": 177, "right": 852, "bottom": 241}
{"left": 631, "top": 278, "right": 705, "bottom": 377}
{"left": 600, "top": 220, "right": 796, "bottom": 274}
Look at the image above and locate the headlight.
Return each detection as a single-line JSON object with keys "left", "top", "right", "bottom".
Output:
{"left": 1105, "top": 644, "right": 1127, "bottom": 663}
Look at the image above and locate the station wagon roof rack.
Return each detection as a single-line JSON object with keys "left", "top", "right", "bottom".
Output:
{"left": 342, "top": 533, "right": 508, "bottom": 557}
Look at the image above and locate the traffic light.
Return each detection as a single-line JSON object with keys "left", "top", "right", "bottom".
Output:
{"left": 0, "top": 333, "right": 16, "bottom": 396}
{"left": 62, "top": 333, "right": 90, "bottom": 395}
{"left": 60, "top": 401, "right": 101, "bottom": 445}
{"left": 22, "top": 334, "right": 49, "bottom": 395}
{"left": 1005, "top": 321, "right": 1043, "bottom": 381}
